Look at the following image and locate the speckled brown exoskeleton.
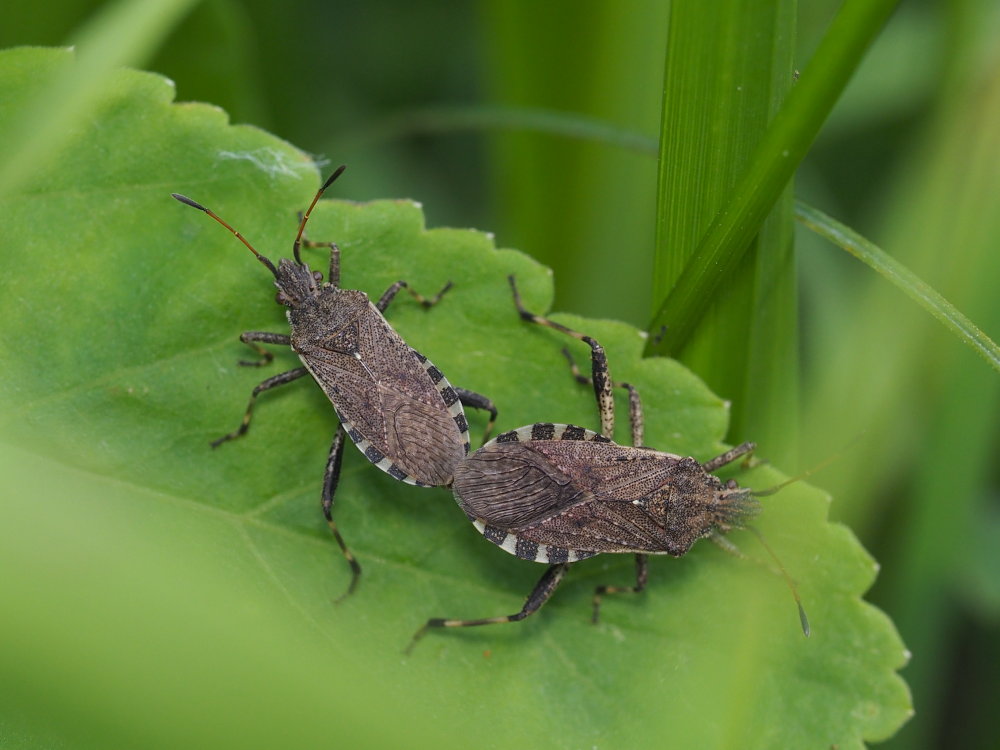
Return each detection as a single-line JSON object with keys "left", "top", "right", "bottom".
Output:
{"left": 172, "top": 167, "right": 496, "bottom": 597}
{"left": 407, "top": 277, "right": 806, "bottom": 650}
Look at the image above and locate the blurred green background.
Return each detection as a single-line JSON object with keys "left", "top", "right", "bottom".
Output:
{"left": 1, "top": 1, "right": 998, "bottom": 748}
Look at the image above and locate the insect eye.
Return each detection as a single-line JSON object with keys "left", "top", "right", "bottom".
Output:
{"left": 312, "top": 271, "right": 323, "bottom": 283}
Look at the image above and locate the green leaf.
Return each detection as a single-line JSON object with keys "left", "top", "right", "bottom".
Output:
{"left": 0, "top": 0, "right": 199, "bottom": 198}
{"left": 0, "top": 48, "right": 910, "bottom": 749}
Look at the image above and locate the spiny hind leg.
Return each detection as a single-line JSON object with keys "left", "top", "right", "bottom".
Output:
{"left": 508, "top": 275, "right": 615, "bottom": 438}
{"left": 561, "top": 347, "right": 643, "bottom": 446}
{"left": 405, "top": 563, "right": 569, "bottom": 654}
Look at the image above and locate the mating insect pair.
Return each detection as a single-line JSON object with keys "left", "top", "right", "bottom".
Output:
{"left": 173, "top": 167, "right": 807, "bottom": 648}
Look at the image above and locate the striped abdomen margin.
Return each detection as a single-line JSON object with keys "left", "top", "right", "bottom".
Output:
{"left": 410, "top": 347, "right": 471, "bottom": 455}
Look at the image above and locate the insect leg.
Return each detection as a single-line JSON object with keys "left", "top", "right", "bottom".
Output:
{"left": 708, "top": 530, "right": 746, "bottom": 558}
{"left": 210, "top": 367, "right": 308, "bottom": 448}
{"left": 300, "top": 239, "right": 340, "bottom": 288}
{"left": 621, "top": 382, "right": 644, "bottom": 448}
{"left": 237, "top": 331, "right": 292, "bottom": 367}
{"left": 701, "top": 441, "right": 756, "bottom": 473}
{"left": 321, "top": 425, "right": 361, "bottom": 600}
{"left": 294, "top": 206, "right": 341, "bottom": 287}
{"left": 508, "top": 275, "right": 614, "bottom": 438}
{"left": 327, "top": 242, "right": 340, "bottom": 287}
{"left": 454, "top": 387, "right": 498, "bottom": 445}
{"left": 405, "top": 563, "right": 569, "bottom": 654}
{"left": 591, "top": 554, "right": 648, "bottom": 624}
{"left": 376, "top": 280, "right": 454, "bottom": 312}
{"left": 560, "top": 347, "right": 644, "bottom": 446}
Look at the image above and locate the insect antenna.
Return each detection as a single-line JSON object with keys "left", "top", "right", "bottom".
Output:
{"left": 746, "top": 525, "right": 810, "bottom": 637}
{"left": 292, "top": 164, "right": 347, "bottom": 266}
{"left": 171, "top": 193, "right": 279, "bottom": 278}
{"left": 750, "top": 438, "right": 858, "bottom": 497}
{"left": 740, "top": 440, "right": 862, "bottom": 637}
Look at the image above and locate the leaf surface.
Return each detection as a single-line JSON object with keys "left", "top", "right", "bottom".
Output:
{"left": 0, "top": 48, "right": 910, "bottom": 749}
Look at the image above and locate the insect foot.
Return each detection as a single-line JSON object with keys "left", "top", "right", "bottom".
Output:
{"left": 172, "top": 167, "right": 496, "bottom": 599}
{"left": 406, "top": 278, "right": 806, "bottom": 651}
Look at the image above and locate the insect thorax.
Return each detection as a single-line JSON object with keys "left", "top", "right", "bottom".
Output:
{"left": 286, "top": 287, "right": 370, "bottom": 341}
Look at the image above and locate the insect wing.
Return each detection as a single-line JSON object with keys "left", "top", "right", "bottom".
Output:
{"left": 455, "top": 428, "right": 692, "bottom": 555}
{"left": 518, "top": 493, "right": 676, "bottom": 554}
{"left": 453, "top": 440, "right": 587, "bottom": 528}
{"left": 295, "top": 292, "right": 466, "bottom": 485}
{"left": 529, "top": 438, "right": 682, "bottom": 501}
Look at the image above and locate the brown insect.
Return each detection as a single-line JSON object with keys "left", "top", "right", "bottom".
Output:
{"left": 172, "top": 167, "right": 495, "bottom": 597}
{"left": 407, "top": 277, "right": 806, "bottom": 651}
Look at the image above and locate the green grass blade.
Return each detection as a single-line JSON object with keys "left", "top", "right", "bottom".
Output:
{"left": 333, "top": 99, "right": 1000, "bottom": 383}
{"left": 646, "top": 0, "right": 901, "bottom": 357}
{"left": 482, "top": 0, "right": 668, "bottom": 326}
{"left": 336, "top": 104, "right": 660, "bottom": 156}
{"left": 648, "top": 0, "right": 799, "bottom": 460}
{"left": 796, "top": 200, "right": 1000, "bottom": 375}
